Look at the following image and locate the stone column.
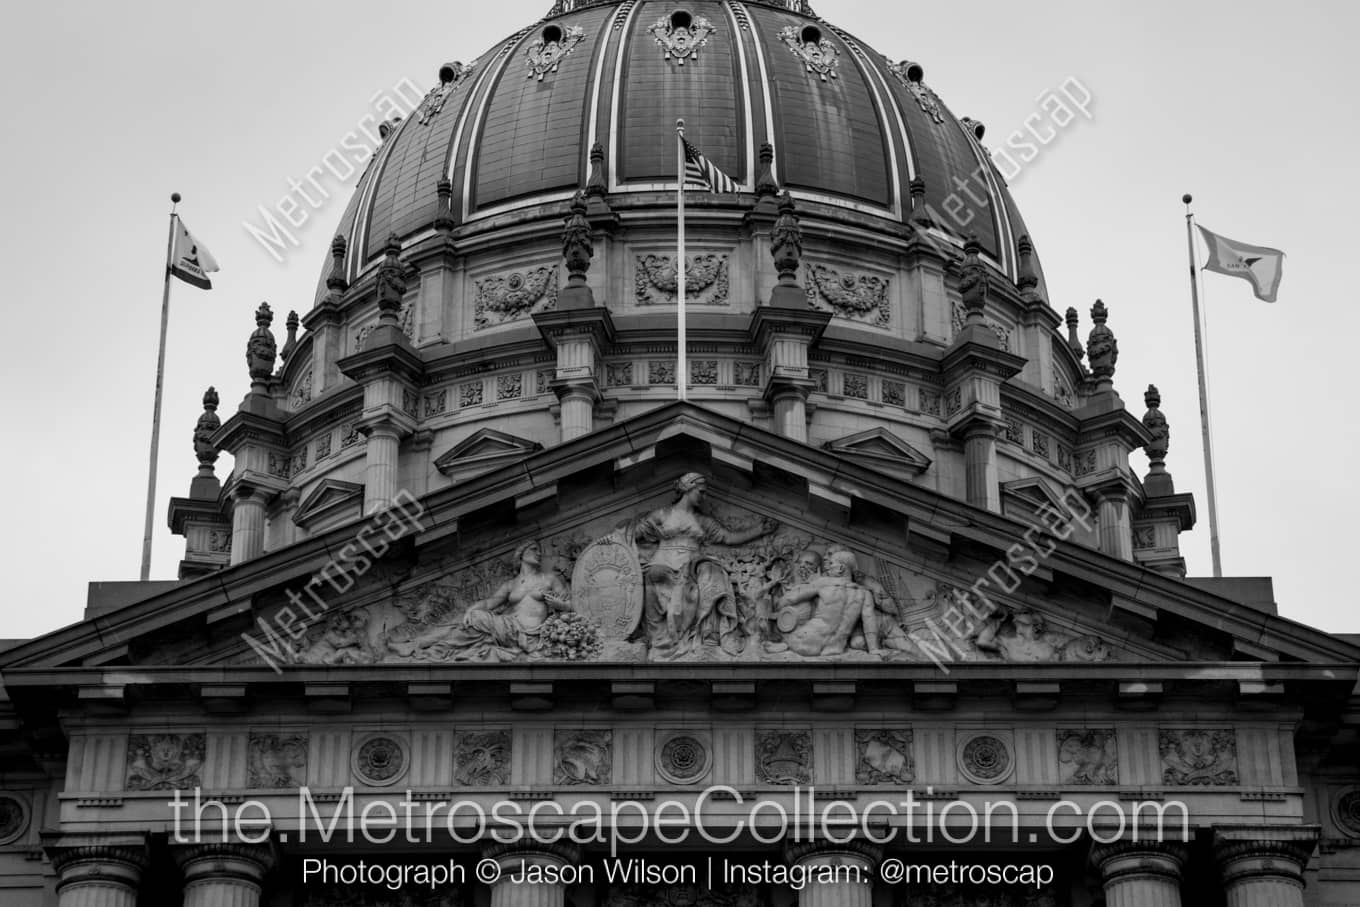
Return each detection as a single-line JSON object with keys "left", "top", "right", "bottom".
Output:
{"left": 1213, "top": 826, "right": 1319, "bottom": 907}
{"left": 229, "top": 483, "right": 268, "bottom": 565}
{"left": 769, "top": 384, "right": 810, "bottom": 443}
{"left": 360, "top": 418, "right": 403, "bottom": 514}
{"left": 785, "top": 840, "right": 880, "bottom": 907}
{"left": 175, "top": 841, "right": 274, "bottom": 907}
{"left": 1096, "top": 489, "right": 1132, "bottom": 560}
{"left": 485, "top": 843, "right": 581, "bottom": 907}
{"left": 555, "top": 378, "right": 598, "bottom": 442}
{"left": 47, "top": 838, "right": 148, "bottom": 907}
{"left": 962, "top": 422, "right": 1001, "bottom": 512}
{"left": 1090, "top": 839, "right": 1186, "bottom": 907}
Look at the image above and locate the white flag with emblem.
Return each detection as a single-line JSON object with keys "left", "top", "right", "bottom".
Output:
{"left": 1197, "top": 225, "right": 1284, "bottom": 303}
{"left": 168, "top": 217, "right": 220, "bottom": 290}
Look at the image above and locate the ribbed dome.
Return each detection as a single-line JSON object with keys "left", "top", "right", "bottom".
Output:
{"left": 319, "top": 0, "right": 1041, "bottom": 302}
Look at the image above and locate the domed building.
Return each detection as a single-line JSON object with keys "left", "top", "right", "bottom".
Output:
{"left": 2, "top": 1, "right": 1358, "bottom": 905}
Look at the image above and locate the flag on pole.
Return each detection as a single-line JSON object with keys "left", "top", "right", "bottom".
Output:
{"left": 168, "top": 217, "right": 220, "bottom": 290}
{"left": 1196, "top": 225, "right": 1284, "bottom": 303}
{"left": 682, "top": 138, "right": 738, "bottom": 193}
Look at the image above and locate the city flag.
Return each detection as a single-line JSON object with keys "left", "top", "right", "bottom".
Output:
{"left": 682, "top": 137, "right": 738, "bottom": 193}
{"left": 1197, "top": 225, "right": 1284, "bottom": 303}
{"left": 168, "top": 217, "right": 220, "bottom": 290}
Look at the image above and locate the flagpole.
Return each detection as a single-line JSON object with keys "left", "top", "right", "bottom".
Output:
{"left": 140, "top": 192, "right": 180, "bottom": 581}
{"left": 1183, "top": 193, "right": 1223, "bottom": 578}
{"left": 676, "top": 118, "right": 687, "bottom": 402}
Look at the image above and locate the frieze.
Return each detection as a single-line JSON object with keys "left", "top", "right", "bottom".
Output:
{"left": 735, "top": 361, "right": 760, "bottom": 387}
{"left": 526, "top": 24, "right": 585, "bottom": 80}
{"left": 648, "top": 12, "right": 714, "bottom": 65}
{"left": 883, "top": 380, "right": 905, "bottom": 407}
{"left": 1057, "top": 729, "right": 1118, "bottom": 786}
{"left": 649, "top": 360, "right": 675, "bottom": 385}
{"left": 555, "top": 729, "right": 612, "bottom": 785}
{"left": 1003, "top": 417, "right": 1024, "bottom": 444}
{"left": 756, "top": 730, "right": 811, "bottom": 785}
{"left": 341, "top": 421, "right": 362, "bottom": 448}
{"left": 635, "top": 254, "right": 729, "bottom": 307}
{"left": 315, "top": 432, "right": 333, "bottom": 460}
{"left": 806, "top": 264, "right": 889, "bottom": 326}
{"left": 1057, "top": 445, "right": 1073, "bottom": 472}
{"left": 126, "top": 734, "right": 205, "bottom": 791}
{"left": 425, "top": 390, "right": 447, "bottom": 417}
{"left": 920, "top": 390, "right": 942, "bottom": 417}
{"left": 691, "top": 360, "right": 718, "bottom": 385}
{"left": 208, "top": 529, "right": 231, "bottom": 553}
{"left": 855, "top": 729, "right": 914, "bottom": 784}
{"left": 607, "top": 362, "right": 634, "bottom": 387}
{"left": 810, "top": 368, "right": 828, "bottom": 392}
{"left": 454, "top": 731, "right": 510, "bottom": 786}
{"left": 402, "top": 389, "right": 418, "bottom": 418}
{"left": 1074, "top": 449, "right": 1097, "bottom": 476}
{"left": 1160, "top": 729, "right": 1238, "bottom": 786}
{"left": 247, "top": 733, "right": 308, "bottom": 788}
{"left": 474, "top": 266, "right": 559, "bottom": 330}
{"left": 497, "top": 374, "right": 523, "bottom": 400}
{"left": 1133, "top": 526, "right": 1156, "bottom": 550}
{"left": 459, "top": 381, "right": 484, "bottom": 408}
{"left": 536, "top": 369, "right": 552, "bottom": 395}
{"left": 289, "top": 369, "right": 313, "bottom": 409}
{"left": 778, "top": 25, "right": 839, "bottom": 81}
{"left": 1031, "top": 430, "right": 1049, "bottom": 459}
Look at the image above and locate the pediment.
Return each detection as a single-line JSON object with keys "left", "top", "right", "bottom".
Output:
{"left": 292, "top": 479, "right": 364, "bottom": 530}
{"left": 433, "top": 428, "right": 543, "bottom": 483}
{"left": 5, "top": 402, "right": 1358, "bottom": 674}
{"left": 823, "top": 427, "right": 931, "bottom": 478}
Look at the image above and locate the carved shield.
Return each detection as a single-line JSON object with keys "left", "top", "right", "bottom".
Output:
{"left": 571, "top": 531, "right": 643, "bottom": 640}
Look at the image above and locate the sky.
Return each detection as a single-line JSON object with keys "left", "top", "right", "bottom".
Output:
{"left": 0, "top": 0, "right": 1356, "bottom": 641}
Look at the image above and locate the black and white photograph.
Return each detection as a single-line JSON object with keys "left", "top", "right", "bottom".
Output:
{"left": 0, "top": 0, "right": 1356, "bottom": 904}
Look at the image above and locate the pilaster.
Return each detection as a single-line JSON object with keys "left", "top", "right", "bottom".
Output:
{"left": 533, "top": 307, "right": 615, "bottom": 444}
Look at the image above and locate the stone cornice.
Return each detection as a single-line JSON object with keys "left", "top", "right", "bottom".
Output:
{"left": 213, "top": 406, "right": 287, "bottom": 456}
{"left": 337, "top": 334, "right": 424, "bottom": 385}
{"left": 532, "top": 306, "right": 616, "bottom": 349}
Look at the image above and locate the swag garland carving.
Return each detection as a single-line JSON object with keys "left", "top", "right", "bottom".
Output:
{"left": 475, "top": 266, "right": 559, "bottom": 329}
{"left": 635, "top": 254, "right": 729, "bottom": 306}
{"left": 805, "top": 263, "right": 890, "bottom": 326}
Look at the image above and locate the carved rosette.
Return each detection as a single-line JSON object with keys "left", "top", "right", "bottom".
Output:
{"left": 855, "top": 729, "right": 914, "bottom": 784}
{"left": 778, "top": 25, "right": 839, "bottom": 81}
{"left": 526, "top": 25, "right": 585, "bottom": 80}
{"left": 1160, "top": 729, "right": 1238, "bottom": 786}
{"left": 475, "top": 266, "right": 559, "bottom": 329}
{"left": 635, "top": 253, "right": 729, "bottom": 306}
{"left": 656, "top": 732, "right": 712, "bottom": 784}
{"left": 554, "top": 729, "right": 613, "bottom": 785}
{"left": 247, "top": 733, "right": 308, "bottom": 788}
{"left": 126, "top": 733, "right": 205, "bottom": 791}
{"left": 1057, "top": 729, "right": 1118, "bottom": 785}
{"left": 0, "top": 794, "right": 29, "bottom": 845}
{"left": 756, "top": 730, "right": 812, "bottom": 785}
{"left": 958, "top": 733, "right": 1013, "bottom": 784}
{"left": 649, "top": 14, "right": 714, "bottom": 64}
{"left": 454, "top": 731, "right": 511, "bottom": 786}
{"left": 805, "top": 263, "right": 890, "bottom": 326}
{"left": 352, "top": 734, "right": 409, "bottom": 787}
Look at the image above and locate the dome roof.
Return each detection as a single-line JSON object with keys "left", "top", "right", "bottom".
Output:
{"left": 321, "top": 0, "right": 1041, "bottom": 301}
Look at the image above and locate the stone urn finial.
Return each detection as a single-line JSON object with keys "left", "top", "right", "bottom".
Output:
{"left": 755, "top": 143, "right": 778, "bottom": 200}
{"left": 1143, "top": 384, "right": 1169, "bottom": 467}
{"left": 1065, "top": 306, "right": 1085, "bottom": 362}
{"left": 246, "top": 303, "right": 277, "bottom": 391}
{"left": 585, "top": 142, "right": 607, "bottom": 197}
{"left": 326, "top": 233, "right": 348, "bottom": 295}
{"left": 375, "top": 234, "right": 407, "bottom": 326}
{"left": 1016, "top": 234, "right": 1039, "bottom": 294}
{"left": 193, "top": 386, "right": 221, "bottom": 474}
{"left": 1086, "top": 299, "right": 1118, "bottom": 387}
{"left": 281, "top": 309, "right": 299, "bottom": 363}
{"left": 771, "top": 191, "right": 803, "bottom": 286}
{"left": 959, "top": 234, "right": 988, "bottom": 325}
{"left": 562, "top": 190, "right": 594, "bottom": 285}
{"left": 434, "top": 177, "right": 455, "bottom": 233}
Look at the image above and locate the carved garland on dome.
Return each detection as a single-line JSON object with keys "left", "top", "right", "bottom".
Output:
{"left": 635, "top": 254, "right": 729, "bottom": 306}
{"left": 474, "top": 265, "right": 559, "bottom": 330}
{"left": 414, "top": 61, "right": 476, "bottom": 125}
{"left": 526, "top": 25, "right": 586, "bottom": 80}
{"left": 886, "top": 60, "right": 946, "bottom": 125}
{"left": 805, "top": 263, "right": 890, "bottom": 326}
{"left": 778, "top": 26, "right": 838, "bottom": 81}
{"left": 649, "top": 15, "right": 714, "bottom": 65}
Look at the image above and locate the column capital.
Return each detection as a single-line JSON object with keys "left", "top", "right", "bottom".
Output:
{"left": 482, "top": 839, "right": 582, "bottom": 867}
{"left": 45, "top": 834, "right": 149, "bottom": 894}
{"left": 1090, "top": 835, "right": 1188, "bottom": 885}
{"left": 784, "top": 836, "right": 883, "bottom": 868}
{"left": 173, "top": 839, "right": 276, "bottom": 883}
{"left": 1213, "top": 825, "right": 1319, "bottom": 887}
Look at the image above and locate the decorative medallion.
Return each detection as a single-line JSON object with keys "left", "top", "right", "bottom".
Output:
{"left": 454, "top": 731, "right": 511, "bottom": 786}
{"left": 1057, "top": 729, "right": 1118, "bottom": 786}
{"left": 958, "top": 733, "right": 1013, "bottom": 784}
{"left": 1159, "top": 729, "right": 1238, "bottom": 786}
{"left": 497, "top": 374, "right": 523, "bottom": 400}
{"left": 352, "top": 734, "right": 409, "bottom": 787}
{"left": 247, "top": 733, "right": 308, "bottom": 788}
{"left": 855, "top": 729, "right": 914, "bottom": 785}
{"left": 656, "top": 732, "right": 712, "bottom": 784}
{"left": 554, "top": 729, "right": 613, "bottom": 785}
{"left": 735, "top": 362, "right": 760, "bottom": 387}
{"left": 691, "top": 360, "right": 718, "bottom": 385}
{"left": 1334, "top": 787, "right": 1360, "bottom": 838}
{"left": 883, "top": 380, "right": 905, "bottom": 407}
{"left": 415, "top": 61, "right": 474, "bottom": 125}
{"left": 649, "top": 13, "right": 714, "bottom": 65}
{"left": 126, "top": 734, "right": 205, "bottom": 791}
{"left": 474, "top": 265, "right": 559, "bottom": 330}
{"left": 571, "top": 530, "right": 644, "bottom": 640}
{"left": 459, "top": 381, "right": 484, "bottom": 408}
{"left": 526, "top": 25, "right": 586, "bottom": 80}
{"left": 756, "top": 730, "right": 812, "bottom": 785}
{"left": 887, "top": 60, "right": 946, "bottom": 124}
{"left": 649, "top": 360, "right": 676, "bottom": 385}
{"left": 778, "top": 25, "right": 839, "bottom": 81}
{"left": 635, "top": 253, "right": 729, "bottom": 306}
{"left": 0, "top": 795, "right": 29, "bottom": 846}
{"left": 805, "top": 263, "right": 890, "bottom": 326}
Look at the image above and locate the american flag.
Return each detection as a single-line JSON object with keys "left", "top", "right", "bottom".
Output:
{"left": 682, "top": 137, "right": 738, "bottom": 193}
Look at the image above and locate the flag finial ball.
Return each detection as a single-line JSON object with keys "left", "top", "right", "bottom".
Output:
{"left": 170, "top": 192, "right": 181, "bottom": 203}
{"left": 1182, "top": 193, "right": 1192, "bottom": 204}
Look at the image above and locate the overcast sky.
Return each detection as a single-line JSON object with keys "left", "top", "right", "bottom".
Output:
{"left": 0, "top": 0, "right": 1355, "bottom": 641}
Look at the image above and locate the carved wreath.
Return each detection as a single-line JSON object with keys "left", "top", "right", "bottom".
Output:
{"left": 635, "top": 254, "right": 729, "bottom": 305}
{"left": 475, "top": 266, "right": 559, "bottom": 329}
{"left": 805, "top": 263, "right": 890, "bottom": 325}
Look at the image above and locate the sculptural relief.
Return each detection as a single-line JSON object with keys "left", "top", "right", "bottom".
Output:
{"left": 1160, "top": 729, "right": 1238, "bottom": 786}
{"left": 126, "top": 734, "right": 205, "bottom": 791}
{"left": 805, "top": 264, "right": 889, "bottom": 326}
{"left": 973, "top": 608, "right": 1112, "bottom": 663}
{"left": 474, "top": 266, "right": 558, "bottom": 330}
{"left": 649, "top": 13, "right": 715, "bottom": 65}
{"left": 656, "top": 732, "right": 712, "bottom": 785}
{"left": 958, "top": 733, "right": 1013, "bottom": 784}
{"left": 1057, "top": 729, "right": 1118, "bottom": 786}
{"left": 0, "top": 795, "right": 28, "bottom": 845}
{"left": 856, "top": 729, "right": 914, "bottom": 784}
{"left": 756, "top": 730, "right": 812, "bottom": 785}
{"left": 526, "top": 24, "right": 585, "bottom": 80}
{"left": 635, "top": 253, "right": 730, "bottom": 307}
{"left": 247, "top": 733, "right": 308, "bottom": 788}
{"left": 778, "top": 25, "right": 839, "bottom": 81}
{"left": 555, "top": 729, "right": 612, "bottom": 785}
{"left": 454, "top": 731, "right": 510, "bottom": 786}
{"left": 353, "top": 734, "right": 408, "bottom": 787}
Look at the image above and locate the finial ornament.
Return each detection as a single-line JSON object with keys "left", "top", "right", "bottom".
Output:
{"left": 1065, "top": 306, "right": 1085, "bottom": 361}
{"left": 1086, "top": 299, "right": 1118, "bottom": 386}
{"left": 326, "top": 234, "right": 348, "bottom": 294}
{"left": 959, "top": 234, "right": 989, "bottom": 325}
{"left": 770, "top": 191, "right": 803, "bottom": 286}
{"left": 281, "top": 310, "right": 299, "bottom": 362}
{"left": 562, "top": 191, "right": 594, "bottom": 284}
{"left": 585, "top": 142, "right": 607, "bottom": 197}
{"left": 246, "top": 303, "right": 277, "bottom": 390}
{"left": 434, "top": 178, "right": 455, "bottom": 233}
{"left": 755, "top": 143, "right": 778, "bottom": 199}
{"left": 1143, "top": 384, "right": 1170, "bottom": 469}
{"left": 193, "top": 386, "right": 221, "bottom": 473}
{"left": 1016, "top": 234, "right": 1039, "bottom": 294}
{"left": 375, "top": 234, "right": 407, "bottom": 325}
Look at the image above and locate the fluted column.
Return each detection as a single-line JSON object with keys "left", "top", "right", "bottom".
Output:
{"left": 1214, "top": 826, "right": 1319, "bottom": 907}
{"left": 556, "top": 381, "right": 597, "bottom": 442}
{"left": 486, "top": 843, "right": 581, "bottom": 907}
{"left": 785, "top": 840, "right": 880, "bottom": 907}
{"left": 770, "top": 385, "right": 809, "bottom": 443}
{"left": 360, "top": 420, "right": 403, "bottom": 513}
{"left": 962, "top": 422, "right": 1001, "bottom": 512}
{"left": 174, "top": 841, "right": 274, "bottom": 907}
{"left": 229, "top": 483, "right": 267, "bottom": 564}
{"left": 47, "top": 838, "right": 148, "bottom": 907}
{"left": 1096, "top": 489, "right": 1132, "bottom": 560}
{"left": 1090, "top": 839, "right": 1186, "bottom": 907}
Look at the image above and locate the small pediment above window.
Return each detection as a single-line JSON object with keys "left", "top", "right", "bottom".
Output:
{"left": 822, "top": 427, "right": 931, "bottom": 478}
{"left": 434, "top": 428, "right": 544, "bottom": 483}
